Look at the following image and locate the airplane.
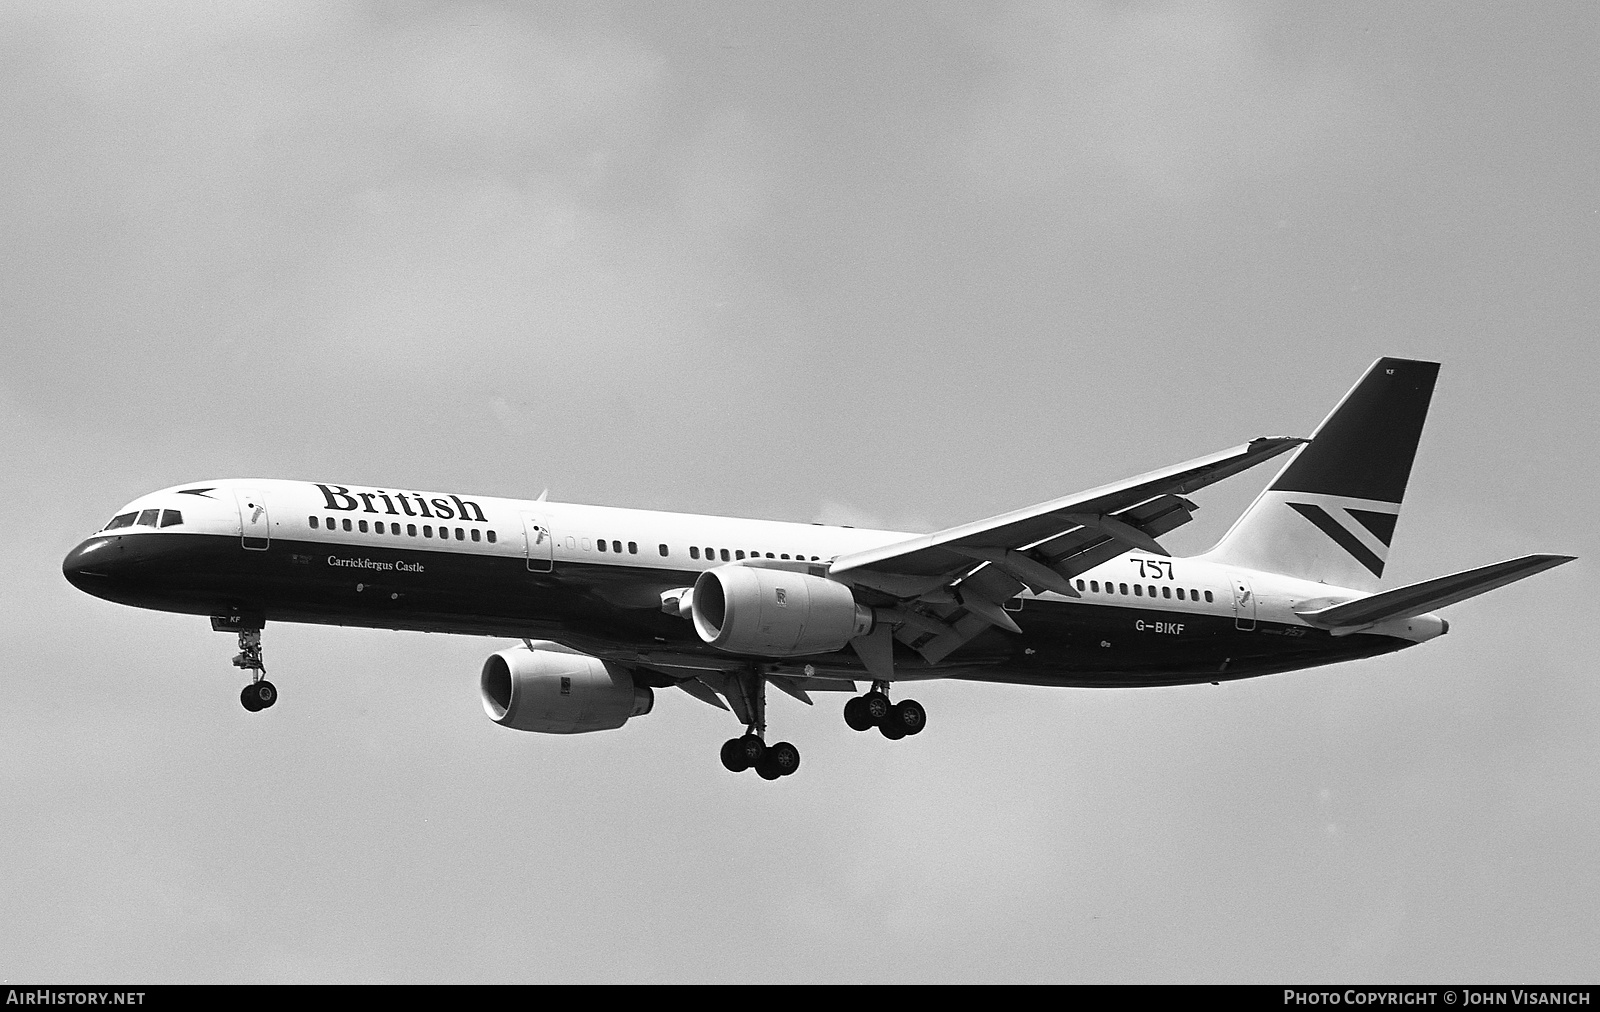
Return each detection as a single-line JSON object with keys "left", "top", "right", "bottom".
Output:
{"left": 62, "top": 357, "right": 1573, "bottom": 779}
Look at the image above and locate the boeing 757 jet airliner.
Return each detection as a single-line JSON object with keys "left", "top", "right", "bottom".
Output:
{"left": 63, "top": 358, "right": 1573, "bottom": 778}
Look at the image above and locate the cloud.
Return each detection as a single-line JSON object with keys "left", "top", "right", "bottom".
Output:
{"left": 950, "top": 3, "right": 1387, "bottom": 203}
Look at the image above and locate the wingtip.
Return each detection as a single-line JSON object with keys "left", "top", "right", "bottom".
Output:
{"left": 1246, "top": 435, "right": 1310, "bottom": 453}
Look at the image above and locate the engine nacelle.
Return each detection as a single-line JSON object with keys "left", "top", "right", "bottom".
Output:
{"left": 691, "top": 565, "right": 873, "bottom": 656}
{"left": 480, "top": 642, "right": 653, "bottom": 734}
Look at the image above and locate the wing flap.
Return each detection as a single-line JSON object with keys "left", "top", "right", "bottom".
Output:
{"left": 830, "top": 437, "right": 1303, "bottom": 582}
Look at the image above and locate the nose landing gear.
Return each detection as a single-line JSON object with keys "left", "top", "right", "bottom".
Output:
{"left": 240, "top": 678, "right": 276, "bottom": 712}
{"left": 844, "top": 682, "right": 925, "bottom": 739}
{"left": 219, "top": 621, "right": 277, "bottom": 712}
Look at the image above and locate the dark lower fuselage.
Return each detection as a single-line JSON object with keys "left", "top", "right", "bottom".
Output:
{"left": 63, "top": 532, "right": 1411, "bottom": 688}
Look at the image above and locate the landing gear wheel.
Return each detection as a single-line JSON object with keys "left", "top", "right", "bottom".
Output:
{"left": 879, "top": 719, "right": 907, "bottom": 741}
{"left": 756, "top": 755, "right": 783, "bottom": 780}
{"left": 894, "top": 699, "right": 926, "bottom": 736}
{"left": 241, "top": 680, "right": 276, "bottom": 711}
{"left": 844, "top": 696, "right": 874, "bottom": 732}
{"left": 735, "top": 734, "right": 765, "bottom": 767}
{"left": 721, "top": 738, "right": 752, "bottom": 773}
{"left": 763, "top": 741, "right": 800, "bottom": 778}
{"left": 240, "top": 680, "right": 276, "bottom": 711}
{"left": 862, "top": 691, "right": 892, "bottom": 725}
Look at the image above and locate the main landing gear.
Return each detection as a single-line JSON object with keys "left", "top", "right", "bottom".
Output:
{"left": 717, "top": 665, "right": 800, "bottom": 779}
{"left": 227, "top": 625, "right": 277, "bottom": 713}
{"left": 844, "top": 682, "right": 926, "bottom": 739}
{"left": 720, "top": 735, "right": 801, "bottom": 779}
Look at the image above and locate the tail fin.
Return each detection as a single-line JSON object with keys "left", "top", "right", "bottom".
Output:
{"left": 1205, "top": 357, "right": 1440, "bottom": 591}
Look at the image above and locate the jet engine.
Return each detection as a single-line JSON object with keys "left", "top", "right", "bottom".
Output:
{"left": 691, "top": 565, "right": 873, "bottom": 656}
{"left": 480, "top": 642, "right": 653, "bottom": 734}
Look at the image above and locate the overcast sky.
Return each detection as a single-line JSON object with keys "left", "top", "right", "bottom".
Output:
{"left": 3, "top": 1, "right": 1596, "bottom": 983}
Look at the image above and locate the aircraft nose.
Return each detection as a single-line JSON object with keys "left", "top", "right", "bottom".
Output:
{"left": 62, "top": 537, "right": 124, "bottom": 593}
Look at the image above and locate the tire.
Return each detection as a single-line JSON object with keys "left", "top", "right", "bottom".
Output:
{"left": 768, "top": 741, "right": 801, "bottom": 777}
{"left": 239, "top": 684, "right": 264, "bottom": 712}
{"left": 721, "top": 738, "right": 750, "bottom": 772}
{"left": 844, "top": 697, "right": 874, "bottom": 732}
{"left": 862, "top": 692, "right": 892, "bottom": 725}
{"left": 879, "top": 719, "right": 907, "bottom": 741}
{"left": 895, "top": 699, "right": 926, "bottom": 736}
{"left": 254, "top": 680, "right": 277, "bottom": 709}
{"left": 755, "top": 756, "right": 783, "bottom": 780}
{"left": 736, "top": 734, "right": 765, "bottom": 766}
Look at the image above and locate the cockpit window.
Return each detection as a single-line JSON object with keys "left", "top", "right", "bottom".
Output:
{"left": 159, "top": 509, "right": 183, "bottom": 527}
{"left": 136, "top": 509, "right": 160, "bottom": 527}
{"left": 104, "top": 512, "right": 137, "bottom": 531}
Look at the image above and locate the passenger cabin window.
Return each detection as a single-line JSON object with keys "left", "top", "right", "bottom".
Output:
{"left": 309, "top": 516, "right": 319, "bottom": 529}
{"left": 628, "top": 542, "right": 637, "bottom": 554}
{"left": 597, "top": 539, "right": 608, "bottom": 552}
{"left": 690, "top": 547, "right": 700, "bottom": 560}
{"left": 613, "top": 540, "right": 622, "bottom": 553}
{"left": 472, "top": 529, "right": 481, "bottom": 542}
{"left": 736, "top": 550, "right": 745, "bottom": 560}
{"left": 1090, "top": 580, "right": 1099, "bottom": 592}
{"left": 359, "top": 520, "right": 368, "bottom": 533}
{"left": 720, "top": 549, "right": 729, "bottom": 561}
{"left": 487, "top": 530, "right": 496, "bottom": 543}
{"left": 375, "top": 521, "right": 385, "bottom": 534}
{"left": 659, "top": 544, "right": 669, "bottom": 557}
{"left": 105, "top": 512, "right": 137, "bottom": 530}
{"left": 423, "top": 525, "right": 433, "bottom": 538}
{"left": 1119, "top": 583, "right": 1128, "bottom": 594}
{"left": 342, "top": 519, "right": 352, "bottom": 532}
{"left": 1204, "top": 590, "right": 1213, "bottom": 603}
{"left": 407, "top": 524, "right": 417, "bottom": 536}
{"left": 1134, "top": 585, "right": 1142, "bottom": 596}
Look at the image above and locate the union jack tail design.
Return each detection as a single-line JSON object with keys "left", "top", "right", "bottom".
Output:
{"left": 1205, "top": 357, "right": 1440, "bottom": 592}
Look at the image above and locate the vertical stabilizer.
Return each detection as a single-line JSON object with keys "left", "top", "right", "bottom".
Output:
{"left": 1204, "top": 357, "right": 1440, "bottom": 591}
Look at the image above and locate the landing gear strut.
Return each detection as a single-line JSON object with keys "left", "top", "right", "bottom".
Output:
{"left": 226, "top": 625, "right": 277, "bottom": 712}
{"left": 718, "top": 666, "right": 800, "bottom": 779}
{"left": 844, "top": 681, "right": 925, "bottom": 739}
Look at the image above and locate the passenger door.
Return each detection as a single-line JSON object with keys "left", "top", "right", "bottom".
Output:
{"left": 234, "top": 489, "right": 271, "bottom": 550}
{"left": 1231, "top": 574, "right": 1256, "bottom": 631}
{"left": 522, "top": 512, "right": 553, "bottom": 572}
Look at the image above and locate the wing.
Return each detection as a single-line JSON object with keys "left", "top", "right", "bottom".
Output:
{"left": 829, "top": 437, "right": 1305, "bottom": 670}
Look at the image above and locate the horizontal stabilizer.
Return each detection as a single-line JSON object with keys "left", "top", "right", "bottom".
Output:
{"left": 1296, "top": 554, "right": 1575, "bottom": 630}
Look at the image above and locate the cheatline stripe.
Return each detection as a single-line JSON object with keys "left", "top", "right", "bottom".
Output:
{"left": 1287, "top": 502, "right": 1385, "bottom": 577}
